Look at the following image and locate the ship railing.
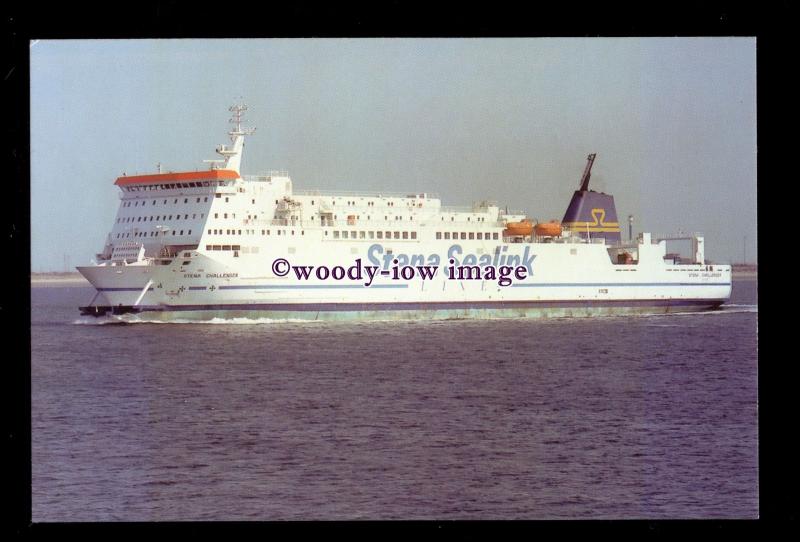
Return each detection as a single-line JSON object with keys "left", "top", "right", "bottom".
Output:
{"left": 243, "top": 171, "right": 290, "bottom": 182}
{"left": 267, "top": 218, "right": 510, "bottom": 228}
{"left": 293, "top": 189, "right": 440, "bottom": 199}
{"left": 440, "top": 205, "right": 480, "bottom": 212}
{"left": 438, "top": 205, "right": 525, "bottom": 215}
{"left": 652, "top": 232, "right": 703, "bottom": 241}
{"left": 497, "top": 209, "right": 527, "bottom": 217}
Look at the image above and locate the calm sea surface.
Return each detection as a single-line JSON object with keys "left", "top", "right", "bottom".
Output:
{"left": 31, "top": 280, "right": 758, "bottom": 521}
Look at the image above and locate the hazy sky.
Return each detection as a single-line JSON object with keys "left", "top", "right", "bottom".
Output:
{"left": 30, "top": 38, "right": 756, "bottom": 271}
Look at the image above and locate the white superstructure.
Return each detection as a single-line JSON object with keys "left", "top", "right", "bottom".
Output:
{"left": 78, "top": 105, "right": 731, "bottom": 320}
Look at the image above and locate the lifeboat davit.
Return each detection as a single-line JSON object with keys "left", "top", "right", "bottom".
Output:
{"left": 534, "top": 221, "right": 562, "bottom": 237}
{"left": 504, "top": 220, "right": 534, "bottom": 237}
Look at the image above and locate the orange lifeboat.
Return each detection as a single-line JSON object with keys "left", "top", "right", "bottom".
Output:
{"left": 534, "top": 221, "right": 562, "bottom": 237}
{"left": 504, "top": 220, "right": 534, "bottom": 237}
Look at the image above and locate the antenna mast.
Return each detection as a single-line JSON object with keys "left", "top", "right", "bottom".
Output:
{"left": 204, "top": 102, "right": 257, "bottom": 173}
{"left": 228, "top": 103, "right": 256, "bottom": 141}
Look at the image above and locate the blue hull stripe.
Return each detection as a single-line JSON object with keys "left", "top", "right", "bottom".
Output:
{"left": 97, "top": 287, "right": 155, "bottom": 292}
{"left": 130, "top": 298, "right": 726, "bottom": 313}
{"left": 98, "top": 282, "right": 728, "bottom": 293}
{"left": 510, "top": 282, "right": 731, "bottom": 288}
{"left": 218, "top": 284, "right": 408, "bottom": 290}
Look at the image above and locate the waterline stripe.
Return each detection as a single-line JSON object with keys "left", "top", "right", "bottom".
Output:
{"left": 510, "top": 282, "right": 731, "bottom": 288}
{"left": 131, "top": 298, "right": 726, "bottom": 313}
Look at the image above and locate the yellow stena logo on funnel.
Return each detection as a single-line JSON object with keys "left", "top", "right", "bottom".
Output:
{"left": 563, "top": 208, "right": 621, "bottom": 233}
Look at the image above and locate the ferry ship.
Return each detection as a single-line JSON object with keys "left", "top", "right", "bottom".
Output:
{"left": 78, "top": 104, "right": 731, "bottom": 320}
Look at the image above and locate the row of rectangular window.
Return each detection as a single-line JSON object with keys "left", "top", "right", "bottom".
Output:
{"left": 331, "top": 231, "right": 418, "bottom": 240}
{"left": 123, "top": 197, "right": 209, "bottom": 207}
{"left": 207, "top": 228, "right": 305, "bottom": 236}
{"left": 206, "top": 245, "right": 241, "bottom": 251}
{"left": 435, "top": 232, "right": 499, "bottom": 240}
{"left": 118, "top": 213, "right": 205, "bottom": 224}
{"left": 122, "top": 181, "right": 229, "bottom": 192}
{"left": 116, "top": 230, "right": 192, "bottom": 239}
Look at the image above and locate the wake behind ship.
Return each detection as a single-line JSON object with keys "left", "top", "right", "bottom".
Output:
{"left": 77, "top": 105, "right": 731, "bottom": 321}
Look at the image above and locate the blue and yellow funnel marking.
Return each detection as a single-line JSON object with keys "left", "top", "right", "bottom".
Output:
{"left": 561, "top": 191, "right": 622, "bottom": 243}
{"left": 562, "top": 208, "right": 621, "bottom": 233}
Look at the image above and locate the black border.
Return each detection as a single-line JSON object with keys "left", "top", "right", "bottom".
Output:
{"left": 9, "top": 0, "right": 784, "bottom": 535}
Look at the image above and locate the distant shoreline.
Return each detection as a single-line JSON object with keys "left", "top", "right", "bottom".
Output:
{"left": 31, "top": 272, "right": 89, "bottom": 287}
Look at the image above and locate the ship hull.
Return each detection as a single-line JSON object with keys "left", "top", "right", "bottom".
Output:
{"left": 78, "top": 298, "right": 725, "bottom": 322}
{"left": 77, "top": 241, "right": 730, "bottom": 321}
